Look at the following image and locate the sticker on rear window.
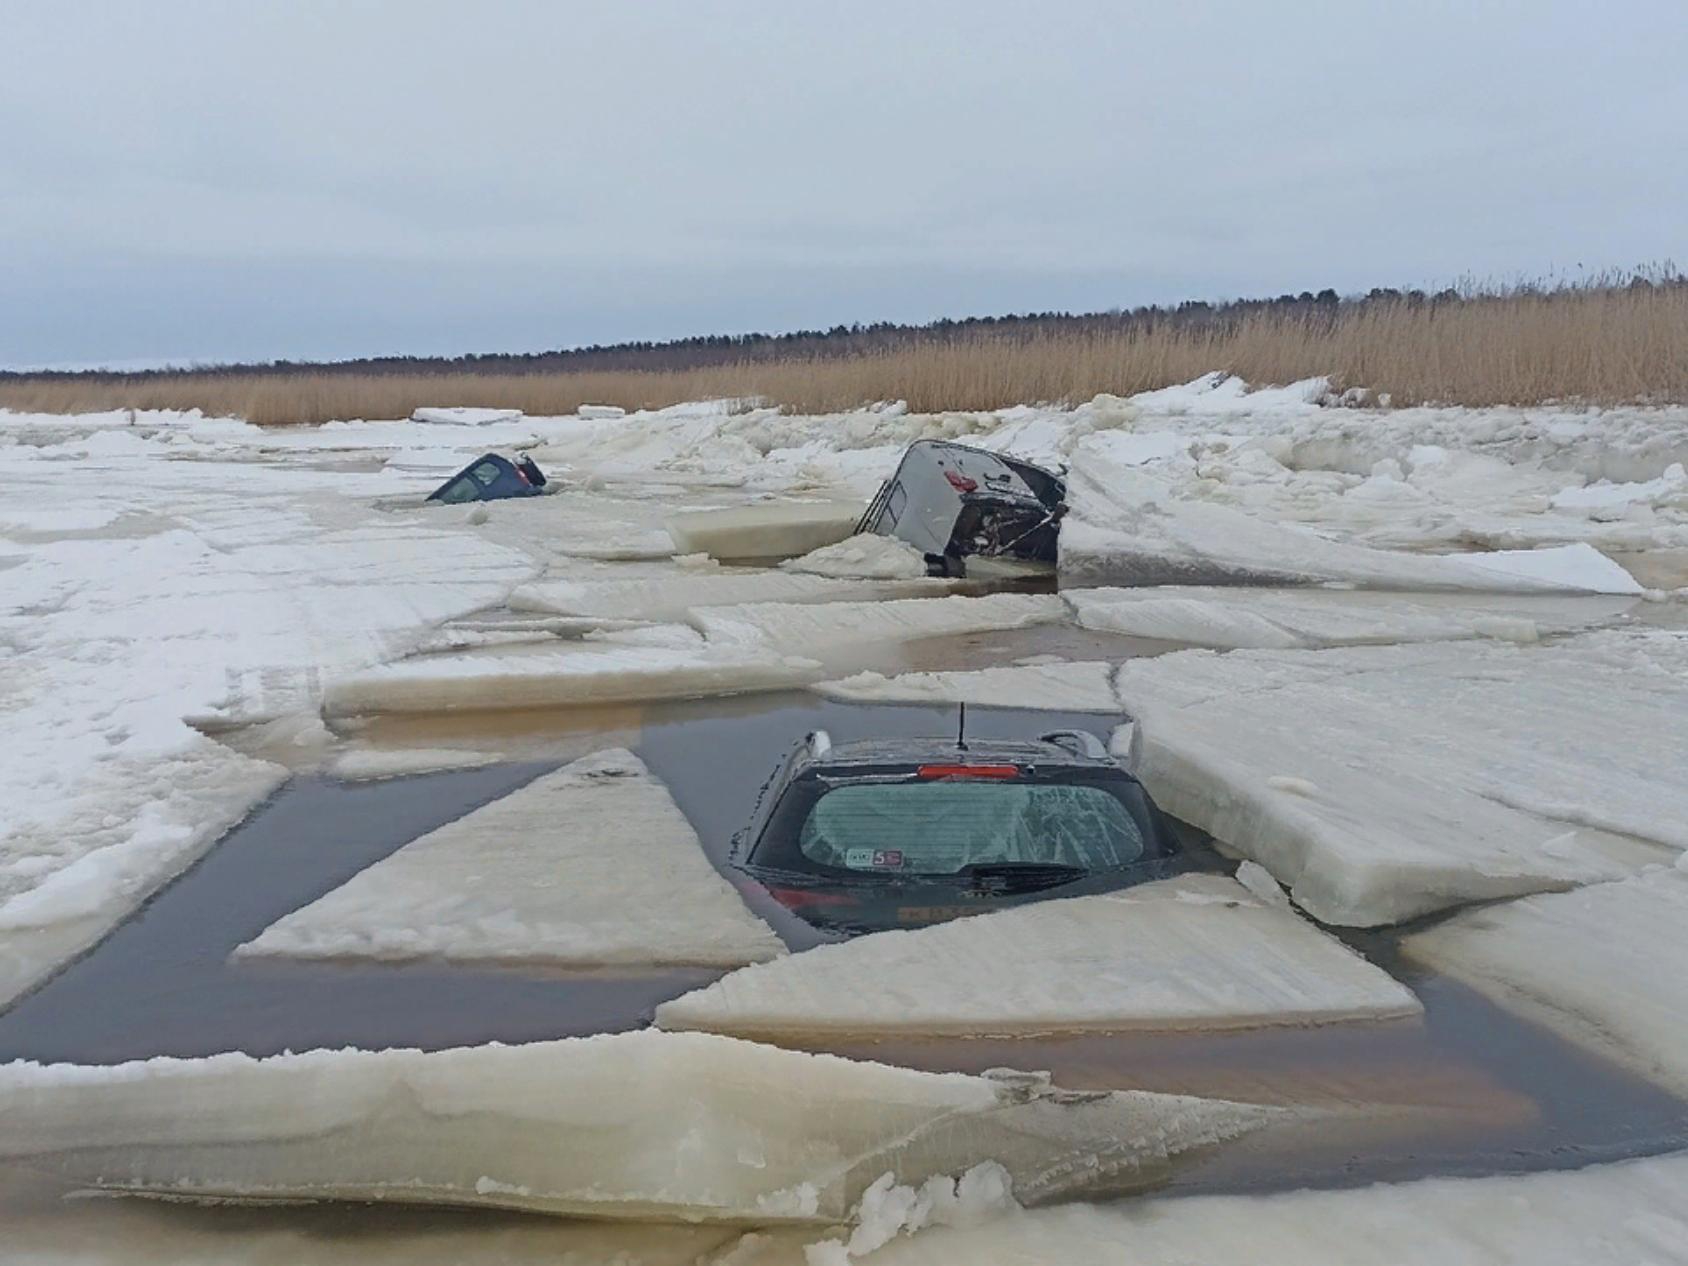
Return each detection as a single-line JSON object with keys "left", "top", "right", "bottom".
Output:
{"left": 844, "top": 848, "right": 905, "bottom": 870}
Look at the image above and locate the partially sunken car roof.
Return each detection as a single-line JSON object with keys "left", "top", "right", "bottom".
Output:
{"left": 803, "top": 735, "right": 1115, "bottom": 771}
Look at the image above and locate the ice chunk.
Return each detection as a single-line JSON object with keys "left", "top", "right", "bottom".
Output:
{"left": 668, "top": 502, "right": 867, "bottom": 562}
{"left": 0, "top": 1031, "right": 1282, "bottom": 1221}
{"left": 322, "top": 641, "right": 822, "bottom": 717}
{"left": 511, "top": 570, "right": 946, "bottom": 622}
{"left": 410, "top": 407, "right": 524, "bottom": 426}
{"left": 327, "top": 747, "right": 502, "bottom": 781}
{"left": 576, "top": 404, "right": 626, "bottom": 420}
{"left": 807, "top": 1162, "right": 1018, "bottom": 1264}
{"left": 1059, "top": 457, "right": 1646, "bottom": 594}
{"left": 1066, "top": 585, "right": 1634, "bottom": 649}
{"left": 1114, "top": 633, "right": 1688, "bottom": 925}
{"left": 1438, "top": 542, "right": 1644, "bottom": 594}
{"left": 657, "top": 875, "right": 1420, "bottom": 1039}
{"left": 239, "top": 749, "right": 784, "bottom": 968}
{"left": 812, "top": 662, "right": 1120, "bottom": 712}
{"left": 769, "top": 1150, "right": 1688, "bottom": 1265}
{"left": 1405, "top": 868, "right": 1688, "bottom": 1097}
{"left": 783, "top": 534, "right": 931, "bottom": 580}
{"left": 694, "top": 593, "right": 1067, "bottom": 654}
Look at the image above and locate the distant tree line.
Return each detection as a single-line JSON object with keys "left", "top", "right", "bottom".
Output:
{"left": 7, "top": 271, "right": 1681, "bottom": 383}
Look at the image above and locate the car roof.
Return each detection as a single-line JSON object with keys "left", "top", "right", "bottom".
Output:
{"left": 800, "top": 734, "right": 1117, "bottom": 773}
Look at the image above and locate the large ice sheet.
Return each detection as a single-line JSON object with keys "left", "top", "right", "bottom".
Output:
{"left": 0, "top": 1031, "right": 1282, "bottom": 1222}
{"left": 510, "top": 569, "right": 947, "bottom": 621}
{"left": 1066, "top": 585, "right": 1634, "bottom": 650}
{"left": 240, "top": 750, "right": 783, "bottom": 967}
{"left": 745, "top": 1150, "right": 1688, "bottom": 1265}
{"left": 812, "top": 661, "right": 1120, "bottom": 711}
{"left": 782, "top": 533, "right": 930, "bottom": 580}
{"left": 322, "top": 640, "right": 821, "bottom": 717}
{"left": 657, "top": 874, "right": 1420, "bottom": 1039}
{"left": 667, "top": 501, "right": 865, "bottom": 561}
{"left": 1113, "top": 632, "right": 1688, "bottom": 925}
{"left": 1405, "top": 867, "right": 1688, "bottom": 1097}
{"left": 693, "top": 593, "right": 1067, "bottom": 654}
{"left": 1059, "top": 455, "right": 1646, "bottom": 593}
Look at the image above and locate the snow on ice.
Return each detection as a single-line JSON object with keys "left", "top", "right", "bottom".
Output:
{"left": 656, "top": 874, "right": 1421, "bottom": 1039}
{"left": 510, "top": 569, "right": 948, "bottom": 622}
{"left": 1113, "top": 631, "right": 1688, "bottom": 925}
{"left": 1066, "top": 584, "right": 1635, "bottom": 650}
{"left": 692, "top": 593, "right": 1066, "bottom": 655}
{"left": 0, "top": 1031, "right": 1282, "bottom": 1221}
{"left": 731, "top": 1149, "right": 1688, "bottom": 1266}
{"left": 239, "top": 749, "right": 784, "bottom": 968}
{"left": 782, "top": 533, "right": 931, "bottom": 580}
{"left": 812, "top": 661, "right": 1120, "bottom": 711}
{"left": 1405, "top": 865, "right": 1688, "bottom": 1098}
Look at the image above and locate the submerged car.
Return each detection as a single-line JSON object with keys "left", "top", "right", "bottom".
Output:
{"left": 731, "top": 726, "right": 1181, "bottom": 935}
{"left": 427, "top": 452, "right": 549, "bottom": 504}
{"left": 856, "top": 440, "right": 1067, "bottom": 577}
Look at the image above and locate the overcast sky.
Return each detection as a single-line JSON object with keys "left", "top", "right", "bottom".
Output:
{"left": 3, "top": 0, "right": 1684, "bottom": 368}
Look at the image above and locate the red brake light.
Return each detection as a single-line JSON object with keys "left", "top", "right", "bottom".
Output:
{"left": 766, "top": 886, "right": 858, "bottom": 909}
{"left": 943, "top": 468, "right": 979, "bottom": 493}
{"left": 917, "top": 764, "right": 1020, "bottom": 779}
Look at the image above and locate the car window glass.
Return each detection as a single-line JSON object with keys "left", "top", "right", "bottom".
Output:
{"left": 884, "top": 481, "right": 906, "bottom": 527}
{"left": 436, "top": 477, "right": 482, "bottom": 504}
{"left": 470, "top": 461, "right": 505, "bottom": 486}
{"left": 797, "top": 782, "right": 1146, "bottom": 874}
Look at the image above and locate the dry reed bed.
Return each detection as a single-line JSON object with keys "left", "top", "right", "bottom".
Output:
{"left": 5, "top": 286, "right": 1687, "bottom": 425}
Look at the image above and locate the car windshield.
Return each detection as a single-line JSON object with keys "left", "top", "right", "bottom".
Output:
{"left": 796, "top": 781, "right": 1147, "bottom": 875}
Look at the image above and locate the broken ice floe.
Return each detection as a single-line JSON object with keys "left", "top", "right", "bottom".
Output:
{"left": 656, "top": 875, "right": 1420, "bottom": 1040}
{"left": 326, "top": 747, "right": 503, "bottom": 782}
{"left": 667, "top": 501, "right": 865, "bottom": 562}
{"left": 812, "top": 662, "right": 1120, "bottom": 712}
{"left": 782, "top": 533, "right": 931, "bottom": 580}
{"left": 1065, "top": 585, "right": 1635, "bottom": 650}
{"left": 510, "top": 570, "right": 948, "bottom": 623}
{"left": 749, "top": 1149, "right": 1688, "bottom": 1265}
{"left": 1059, "top": 457, "right": 1645, "bottom": 594}
{"left": 411, "top": 407, "right": 524, "bottom": 427}
{"left": 0, "top": 1031, "right": 1283, "bottom": 1221}
{"left": 1405, "top": 866, "right": 1688, "bottom": 1098}
{"left": 322, "top": 640, "right": 822, "bottom": 717}
{"left": 693, "top": 593, "right": 1067, "bottom": 655}
{"left": 239, "top": 749, "right": 783, "bottom": 968}
{"left": 1113, "top": 632, "right": 1688, "bottom": 926}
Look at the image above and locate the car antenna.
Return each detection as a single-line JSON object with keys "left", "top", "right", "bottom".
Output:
{"left": 956, "top": 702, "right": 968, "bottom": 751}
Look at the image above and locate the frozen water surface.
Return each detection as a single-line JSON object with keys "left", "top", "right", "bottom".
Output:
{"left": 656, "top": 874, "right": 1421, "bottom": 1039}
{"left": 0, "top": 1032, "right": 1282, "bottom": 1222}
{"left": 1114, "top": 632, "right": 1688, "bottom": 925}
{"left": 812, "top": 661, "right": 1120, "bottom": 711}
{"left": 1406, "top": 866, "right": 1688, "bottom": 1098}
{"left": 239, "top": 749, "right": 784, "bottom": 968}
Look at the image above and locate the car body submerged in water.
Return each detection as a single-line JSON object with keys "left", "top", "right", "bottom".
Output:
{"left": 856, "top": 440, "right": 1067, "bottom": 577}
{"left": 731, "top": 726, "right": 1182, "bottom": 936}
{"left": 427, "top": 453, "right": 549, "bottom": 504}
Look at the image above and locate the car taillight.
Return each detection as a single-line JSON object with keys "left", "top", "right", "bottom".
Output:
{"left": 916, "top": 764, "right": 1020, "bottom": 779}
{"left": 943, "top": 468, "right": 978, "bottom": 493}
{"left": 766, "top": 886, "right": 859, "bottom": 910}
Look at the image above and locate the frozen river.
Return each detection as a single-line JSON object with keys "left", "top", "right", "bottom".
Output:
{"left": 2, "top": 381, "right": 1687, "bottom": 1262}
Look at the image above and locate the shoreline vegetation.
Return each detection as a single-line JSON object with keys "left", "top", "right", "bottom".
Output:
{"left": 4, "top": 272, "right": 1685, "bottom": 425}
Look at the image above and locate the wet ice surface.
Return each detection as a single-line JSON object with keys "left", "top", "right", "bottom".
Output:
{"left": 655, "top": 874, "right": 1422, "bottom": 1039}
{"left": 3, "top": 390, "right": 1686, "bottom": 1259}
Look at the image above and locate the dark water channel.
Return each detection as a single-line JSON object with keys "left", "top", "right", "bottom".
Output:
{"left": 1, "top": 694, "right": 1685, "bottom": 1202}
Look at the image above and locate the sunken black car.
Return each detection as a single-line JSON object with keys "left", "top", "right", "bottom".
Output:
{"left": 427, "top": 452, "right": 549, "bottom": 504}
{"left": 731, "top": 727, "right": 1181, "bottom": 936}
{"left": 856, "top": 439, "right": 1067, "bottom": 577}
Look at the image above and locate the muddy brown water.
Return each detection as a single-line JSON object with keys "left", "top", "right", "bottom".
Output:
{"left": 1, "top": 695, "right": 1685, "bottom": 1214}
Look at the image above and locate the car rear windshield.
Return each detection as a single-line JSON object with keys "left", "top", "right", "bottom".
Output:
{"left": 792, "top": 779, "right": 1149, "bottom": 875}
